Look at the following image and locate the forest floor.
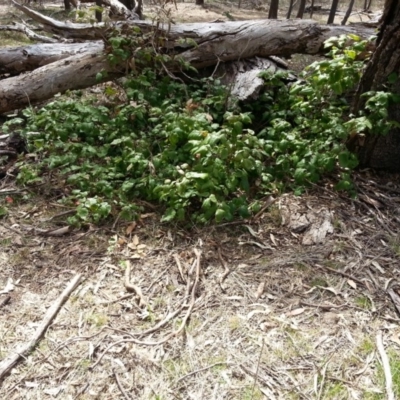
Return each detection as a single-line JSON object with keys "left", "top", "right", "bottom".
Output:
{"left": 1, "top": 2, "right": 400, "bottom": 400}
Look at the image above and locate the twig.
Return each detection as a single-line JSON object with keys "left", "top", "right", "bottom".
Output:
{"left": 113, "top": 368, "right": 132, "bottom": 400}
{"left": 73, "top": 383, "right": 89, "bottom": 400}
{"left": 98, "top": 293, "right": 136, "bottom": 305}
{"left": 317, "top": 361, "right": 329, "bottom": 400}
{"left": 124, "top": 260, "right": 146, "bottom": 307}
{"left": 218, "top": 247, "right": 230, "bottom": 291}
{"left": 376, "top": 331, "right": 395, "bottom": 400}
{"left": 315, "top": 263, "right": 366, "bottom": 287}
{"left": 91, "top": 249, "right": 202, "bottom": 370}
{"left": 252, "top": 196, "right": 277, "bottom": 220}
{"left": 250, "top": 338, "right": 264, "bottom": 399}
{"left": 173, "top": 253, "right": 186, "bottom": 283}
{"left": 176, "top": 362, "right": 230, "bottom": 383}
{"left": 0, "top": 296, "right": 11, "bottom": 309}
{"left": 0, "top": 274, "right": 83, "bottom": 382}
{"left": 42, "top": 209, "right": 76, "bottom": 222}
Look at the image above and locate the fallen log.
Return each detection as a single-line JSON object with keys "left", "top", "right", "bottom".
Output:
{"left": 0, "top": 51, "right": 119, "bottom": 114}
{"left": 0, "top": 17, "right": 374, "bottom": 76}
{"left": 0, "top": 4, "right": 375, "bottom": 114}
{"left": 13, "top": 1, "right": 373, "bottom": 44}
{"left": 0, "top": 41, "right": 103, "bottom": 75}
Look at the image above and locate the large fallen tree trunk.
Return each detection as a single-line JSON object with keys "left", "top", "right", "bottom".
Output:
{"left": 0, "top": 3, "right": 375, "bottom": 114}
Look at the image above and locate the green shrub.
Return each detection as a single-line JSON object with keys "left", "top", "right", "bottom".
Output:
{"left": 2, "top": 35, "right": 393, "bottom": 224}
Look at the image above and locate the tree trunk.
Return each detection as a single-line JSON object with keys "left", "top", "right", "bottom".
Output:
{"left": 195, "top": 0, "right": 204, "bottom": 6}
{"left": 296, "top": 0, "right": 306, "bottom": 19}
{"left": 286, "top": 0, "right": 295, "bottom": 19}
{"left": 341, "top": 0, "right": 355, "bottom": 25}
{"left": 268, "top": 0, "right": 279, "bottom": 19}
{"left": 352, "top": 0, "right": 400, "bottom": 171}
{"left": 364, "top": 0, "right": 373, "bottom": 11}
{"left": 95, "top": 0, "right": 102, "bottom": 22}
{"left": 308, "top": 0, "right": 315, "bottom": 18}
{"left": 327, "top": 0, "right": 340, "bottom": 24}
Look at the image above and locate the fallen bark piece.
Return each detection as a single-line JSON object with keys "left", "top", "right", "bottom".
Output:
{"left": 0, "top": 274, "right": 83, "bottom": 382}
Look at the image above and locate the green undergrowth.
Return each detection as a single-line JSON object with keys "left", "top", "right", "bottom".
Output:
{"left": 2, "top": 34, "right": 395, "bottom": 225}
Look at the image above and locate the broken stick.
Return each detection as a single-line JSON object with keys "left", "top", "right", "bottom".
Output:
{"left": 0, "top": 274, "right": 83, "bottom": 382}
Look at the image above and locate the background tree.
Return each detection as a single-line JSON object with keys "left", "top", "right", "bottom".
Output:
{"left": 352, "top": 0, "right": 400, "bottom": 170}
{"left": 286, "top": 0, "right": 295, "bottom": 18}
{"left": 296, "top": 0, "right": 307, "bottom": 19}
{"left": 363, "top": 0, "right": 373, "bottom": 11}
{"left": 327, "top": 0, "right": 340, "bottom": 24}
{"left": 341, "top": 0, "right": 355, "bottom": 25}
{"left": 268, "top": 0, "right": 279, "bottom": 19}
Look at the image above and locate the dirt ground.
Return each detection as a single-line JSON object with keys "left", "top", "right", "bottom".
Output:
{"left": 1, "top": 1, "right": 400, "bottom": 399}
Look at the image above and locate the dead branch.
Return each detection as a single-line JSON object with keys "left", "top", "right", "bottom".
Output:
{"left": 113, "top": 368, "right": 133, "bottom": 400}
{"left": 0, "top": 22, "right": 58, "bottom": 43}
{"left": 0, "top": 274, "right": 83, "bottom": 382}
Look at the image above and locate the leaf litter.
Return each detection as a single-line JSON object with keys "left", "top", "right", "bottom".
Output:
{"left": 0, "top": 172, "right": 400, "bottom": 398}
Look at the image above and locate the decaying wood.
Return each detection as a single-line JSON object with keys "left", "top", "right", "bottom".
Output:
{"left": 0, "top": 274, "right": 82, "bottom": 382}
{"left": 218, "top": 57, "right": 294, "bottom": 101}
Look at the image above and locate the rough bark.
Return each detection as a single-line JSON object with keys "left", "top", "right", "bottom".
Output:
{"left": 352, "top": 0, "right": 400, "bottom": 171}
{"left": 218, "top": 57, "right": 293, "bottom": 101}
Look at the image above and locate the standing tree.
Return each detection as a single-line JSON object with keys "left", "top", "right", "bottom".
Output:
{"left": 268, "top": 0, "right": 279, "bottom": 19}
{"left": 363, "top": 0, "right": 373, "bottom": 11}
{"left": 296, "top": 0, "right": 307, "bottom": 19}
{"left": 352, "top": 0, "right": 400, "bottom": 170}
{"left": 341, "top": 0, "right": 355, "bottom": 25}
{"left": 327, "top": 0, "right": 340, "bottom": 24}
{"left": 286, "top": 0, "right": 295, "bottom": 19}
